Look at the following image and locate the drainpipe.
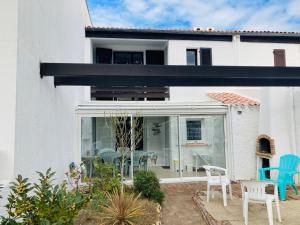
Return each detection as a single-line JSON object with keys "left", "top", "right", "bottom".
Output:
{"left": 227, "top": 105, "right": 235, "bottom": 180}
{"left": 177, "top": 115, "right": 183, "bottom": 178}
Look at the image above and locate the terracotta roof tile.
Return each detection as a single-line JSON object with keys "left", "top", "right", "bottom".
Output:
{"left": 207, "top": 92, "right": 260, "bottom": 106}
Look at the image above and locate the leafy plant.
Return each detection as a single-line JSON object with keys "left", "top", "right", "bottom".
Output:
{"left": 89, "top": 157, "right": 121, "bottom": 194}
{"left": 1, "top": 168, "right": 87, "bottom": 225}
{"left": 1, "top": 175, "right": 35, "bottom": 224}
{"left": 133, "top": 171, "right": 165, "bottom": 205}
{"left": 92, "top": 157, "right": 117, "bottom": 178}
{"left": 100, "top": 192, "right": 146, "bottom": 225}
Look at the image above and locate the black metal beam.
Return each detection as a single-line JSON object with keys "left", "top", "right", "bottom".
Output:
{"left": 40, "top": 63, "right": 300, "bottom": 87}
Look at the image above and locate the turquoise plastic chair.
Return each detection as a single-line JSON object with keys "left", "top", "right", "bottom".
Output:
{"left": 259, "top": 154, "right": 300, "bottom": 201}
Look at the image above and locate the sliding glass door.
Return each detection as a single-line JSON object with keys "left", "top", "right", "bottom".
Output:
{"left": 80, "top": 114, "right": 226, "bottom": 180}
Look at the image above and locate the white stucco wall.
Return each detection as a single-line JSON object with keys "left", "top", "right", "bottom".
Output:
{"left": 239, "top": 42, "right": 300, "bottom": 168}
{"left": 0, "top": 0, "right": 18, "bottom": 179}
{"left": 167, "top": 39, "right": 263, "bottom": 103}
{"left": 167, "top": 38, "right": 300, "bottom": 172}
{"left": 230, "top": 106, "right": 260, "bottom": 180}
{"left": 12, "top": 0, "right": 91, "bottom": 180}
{"left": 293, "top": 88, "right": 300, "bottom": 157}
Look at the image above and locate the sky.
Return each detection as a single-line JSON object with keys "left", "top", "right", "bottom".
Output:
{"left": 87, "top": 0, "right": 300, "bottom": 31}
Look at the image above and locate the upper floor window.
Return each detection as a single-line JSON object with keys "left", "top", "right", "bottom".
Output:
{"left": 200, "top": 48, "right": 212, "bottom": 66}
{"left": 113, "top": 52, "right": 144, "bottom": 64}
{"left": 96, "top": 48, "right": 112, "bottom": 64}
{"left": 146, "top": 50, "right": 165, "bottom": 65}
{"left": 273, "top": 49, "right": 286, "bottom": 67}
{"left": 186, "top": 49, "right": 197, "bottom": 65}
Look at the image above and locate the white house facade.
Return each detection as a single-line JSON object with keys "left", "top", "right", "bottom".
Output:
{"left": 0, "top": 0, "right": 91, "bottom": 181}
{"left": 1, "top": 1, "right": 300, "bottom": 183}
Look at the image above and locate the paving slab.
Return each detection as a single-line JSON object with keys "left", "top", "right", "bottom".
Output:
{"left": 194, "top": 189, "right": 300, "bottom": 225}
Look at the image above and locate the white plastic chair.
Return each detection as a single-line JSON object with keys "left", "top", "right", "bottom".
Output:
{"left": 241, "top": 181, "right": 281, "bottom": 225}
{"left": 203, "top": 165, "right": 232, "bottom": 207}
{"left": 192, "top": 150, "right": 209, "bottom": 174}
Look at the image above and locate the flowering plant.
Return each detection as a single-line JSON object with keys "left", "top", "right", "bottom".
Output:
{"left": 1, "top": 168, "right": 86, "bottom": 225}
{"left": 65, "top": 162, "right": 87, "bottom": 191}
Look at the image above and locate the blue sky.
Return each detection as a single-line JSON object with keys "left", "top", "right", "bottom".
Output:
{"left": 87, "top": 0, "right": 300, "bottom": 31}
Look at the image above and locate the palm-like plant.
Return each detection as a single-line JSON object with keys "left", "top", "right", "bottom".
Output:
{"left": 100, "top": 192, "right": 146, "bottom": 225}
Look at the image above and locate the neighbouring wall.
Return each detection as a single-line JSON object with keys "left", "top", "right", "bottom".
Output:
{"left": 0, "top": 0, "right": 18, "bottom": 179}
{"left": 13, "top": 0, "right": 91, "bottom": 180}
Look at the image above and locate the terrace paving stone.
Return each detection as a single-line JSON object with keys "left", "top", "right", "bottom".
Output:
{"left": 160, "top": 182, "right": 300, "bottom": 225}
{"left": 193, "top": 184, "right": 300, "bottom": 225}
{"left": 161, "top": 183, "right": 206, "bottom": 225}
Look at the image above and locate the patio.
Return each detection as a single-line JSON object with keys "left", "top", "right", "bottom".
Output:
{"left": 161, "top": 182, "right": 300, "bottom": 225}
{"left": 161, "top": 183, "right": 206, "bottom": 225}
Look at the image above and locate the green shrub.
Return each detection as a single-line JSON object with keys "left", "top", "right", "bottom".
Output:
{"left": 89, "top": 157, "right": 121, "bottom": 193}
{"left": 133, "top": 171, "right": 164, "bottom": 205}
{"left": 79, "top": 158, "right": 121, "bottom": 210}
{"left": 86, "top": 190, "right": 107, "bottom": 211}
{"left": 92, "top": 157, "right": 118, "bottom": 178}
{"left": 1, "top": 168, "right": 87, "bottom": 225}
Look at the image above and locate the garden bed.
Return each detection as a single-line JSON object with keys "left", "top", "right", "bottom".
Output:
{"left": 0, "top": 162, "right": 165, "bottom": 225}
{"left": 74, "top": 198, "right": 162, "bottom": 225}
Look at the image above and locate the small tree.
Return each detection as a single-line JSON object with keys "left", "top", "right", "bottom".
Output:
{"left": 107, "top": 113, "right": 143, "bottom": 193}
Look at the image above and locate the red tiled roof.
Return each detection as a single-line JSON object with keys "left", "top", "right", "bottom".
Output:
{"left": 207, "top": 92, "right": 260, "bottom": 106}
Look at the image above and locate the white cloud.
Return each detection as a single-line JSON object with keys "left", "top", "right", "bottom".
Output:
{"left": 123, "top": 0, "right": 149, "bottom": 13}
{"left": 89, "top": 0, "right": 300, "bottom": 31}
{"left": 90, "top": 6, "right": 134, "bottom": 27}
{"left": 242, "top": 0, "right": 300, "bottom": 31}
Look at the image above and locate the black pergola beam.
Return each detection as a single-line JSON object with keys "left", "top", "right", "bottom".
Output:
{"left": 40, "top": 63, "right": 300, "bottom": 87}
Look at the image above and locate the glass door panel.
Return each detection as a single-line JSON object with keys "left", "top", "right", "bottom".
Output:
{"left": 133, "top": 116, "right": 180, "bottom": 179}
{"left": 81, "top": 117, "right": 131, "bottom": 180}
{"left": 180, "top": 115, "right": 226, "bottom": 177}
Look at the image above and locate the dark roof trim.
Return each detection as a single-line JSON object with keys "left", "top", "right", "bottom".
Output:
{"left": 40, "top": 63, "right": 300, "bottom": 87}
{"left": 86, "top": 28, "right": 233, "bottom": 42}
{"left": 86, "top": 27, "right": 300, "bottom": 43}
{"left": 240, "top": 35, "right": 300, "bottom": 44}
